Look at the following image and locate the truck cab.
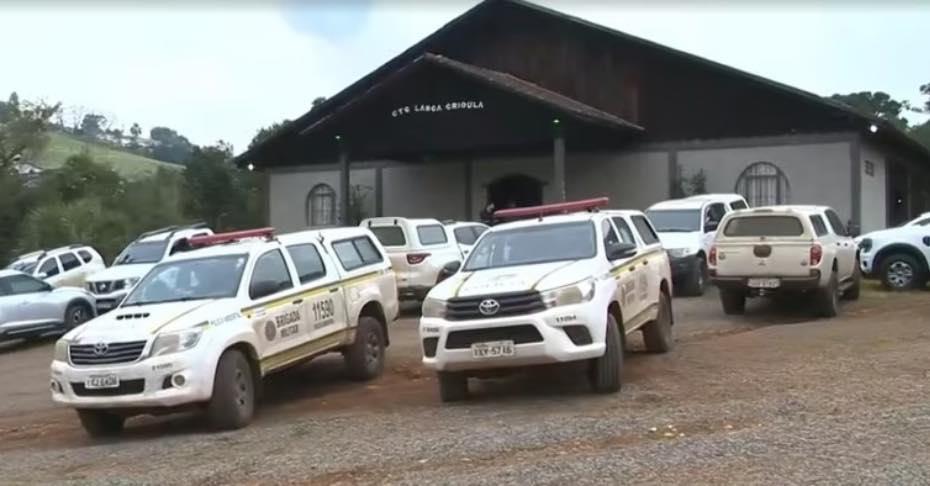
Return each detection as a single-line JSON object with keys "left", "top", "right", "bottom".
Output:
{"left": 419, "top": 198, "right": 674, "bottom": 402}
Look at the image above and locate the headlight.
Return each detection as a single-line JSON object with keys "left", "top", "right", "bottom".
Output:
{"left": 667, "top": 248, "right": 696, "bottom": 258}
{"left": 421, "top": 297, "right": 448, "bottom": 318}
{"left": 54, "top": 339, "right": 70, "bottom": 362}
{"left": 541, "top": 279, "right": 596, "bottom": 308}
{"left": 122, "top": 277, "right": 140, "bottom": 289}
{"left": 150, "top": 327, "right": 204, "bottom": 357}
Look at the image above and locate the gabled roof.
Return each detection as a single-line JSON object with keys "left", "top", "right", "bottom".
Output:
{"left": 237, "top": 0, "right": 928, "bottom": 164}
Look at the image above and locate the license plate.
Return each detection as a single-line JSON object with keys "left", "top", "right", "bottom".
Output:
{"left": 85, "top": 375, "right": 119, "bottom": 389}
{"left": 471, "top": 340, "right": 515, "bottom": 359}
{"left": 748, "top": 278, "right": 780, "bottom": 289}
{"left": 97, "top": 300, "right": 115, "bottom": 309}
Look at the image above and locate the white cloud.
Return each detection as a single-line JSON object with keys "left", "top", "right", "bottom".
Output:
{"left": 0, "top": 1, "right": 926, "bottom": 152}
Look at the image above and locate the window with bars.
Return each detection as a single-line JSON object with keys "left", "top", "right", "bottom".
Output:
{"left": 735, "top": 162, "right": 790, "bottom": 207}
{"left": 306, "top": 184, "right": 336, "bottom": 227}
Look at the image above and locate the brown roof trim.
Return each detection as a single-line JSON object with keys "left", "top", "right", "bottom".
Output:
{"left": 294, "top": 53, "right": 642, "bottom": 140}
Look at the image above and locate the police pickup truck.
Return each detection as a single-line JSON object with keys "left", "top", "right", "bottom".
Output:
{"left": 51, "top": 227, "right": 398, "bottom": 437}
{"left": 419, "top": 198, "right": 674, "bottom": 402}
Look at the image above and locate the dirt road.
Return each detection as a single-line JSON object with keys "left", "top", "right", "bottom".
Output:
{"left": 2, "top": 286, "right": 929, "bottom": 484}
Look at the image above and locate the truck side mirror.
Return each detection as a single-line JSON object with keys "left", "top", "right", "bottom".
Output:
{"left": 437, "top": 261, "right": 461, "bottom": 283}
{"left": 607, "top": 242, "right": 637, "bottom": 260}
{"left": 250, "top": 280, "right": 283, "bottom": 300}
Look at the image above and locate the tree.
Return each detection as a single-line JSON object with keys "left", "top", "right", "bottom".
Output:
{"left": 249, "top": 119, "right": 290, "bottom": 150}
{"left": 182, "top": 142, "right": 265, "bottom": 230}
{"left": 829, "top": 91, "right": 910, "bottom": 130}
{"left": 80, "top": 113, "right": 107, "bottom": 139}
{"left": 0, "top": 92, "right": 60, "bottom": 168}
{"left": 130, "top": 122, "right": 142, "bottom": 140}
{"left": 312, "top": 96, "right": 327, "bottom": 109}
{"left": 920, "top": 83, "right": 930, "bottom": 113}
{"left": 149, "top": 126, "right": 194, "bottom": 164}
{"left": 40, "top": 152, "right": 124, "bottom": 204}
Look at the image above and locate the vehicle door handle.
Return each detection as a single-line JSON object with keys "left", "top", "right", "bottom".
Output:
{"left": 292, "top": 299, "right": 303, "bottom": 305}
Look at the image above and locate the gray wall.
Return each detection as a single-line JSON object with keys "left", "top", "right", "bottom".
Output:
{"left": 268, "top": 167, "right": 376, "bottom": 232}
{"left": 382, "top": 161, "right": 467, "bottom": 220}
{"left": 676, "top": 141, "right": 854, "bottom": 221}
{"left": 567, "top": 151, "right": 671, "bottom": 209}
{"left": 860, "top": 142, "right": 888, "bottom": 232}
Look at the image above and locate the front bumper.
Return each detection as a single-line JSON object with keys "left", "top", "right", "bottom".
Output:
{"left": 89, "top": 291, "right": 128, "bottom": 313}
{"left": 711, "top": 272, "right": 822, "bottom": 292}
{"left": 859, "top": 252, "right": 877, "bottom": 278}
{"left": 398, "top": 286, "right": 432, "bottom": 301}
{"left": 669, "top": 254, "right": 699, "bottom": 281}
{"left": 420, "top": 304, "right": 605, "bottom": 373}
{"left": 50, "top": 348, "right": 213, "bottom": 410}
{"left": 0, "top": 320, "right": 64, "bottom": 342}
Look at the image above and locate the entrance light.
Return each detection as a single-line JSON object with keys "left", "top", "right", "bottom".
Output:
{"left": 247, "top": 163, "right": 255, "bottom": 171}
{"left": 552, "top": 118, "right": 561, "bottom": 125}
{"left": 869, "top": 124, "right": 878, "bottom": 134}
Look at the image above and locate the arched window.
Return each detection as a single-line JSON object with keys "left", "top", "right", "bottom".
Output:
{"left": 306, "top": 184, "right": 336, "bottom": 227}
{"left": 735, "top": 162, "right": 790, "bottom": 207}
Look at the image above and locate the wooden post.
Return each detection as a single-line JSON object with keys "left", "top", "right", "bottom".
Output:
{"left": 337, "top": 136, "right": 350, "bottom": 225}
{"left": 553, "top": 121, "right": 566, "bottom": 202}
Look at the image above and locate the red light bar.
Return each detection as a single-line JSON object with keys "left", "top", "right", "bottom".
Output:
{"left": 493, "top": 197, "right": 609, "bottom": 220}
{"left": 188, "top": 227, "right": 275, "bottom": 247}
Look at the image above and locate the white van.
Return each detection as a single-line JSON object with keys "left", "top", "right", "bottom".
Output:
{"left": 645, "top": 194, "right": 749, "bottom": 296}
{"left": 362, "top": 218, "right": 484, "bottom": 301}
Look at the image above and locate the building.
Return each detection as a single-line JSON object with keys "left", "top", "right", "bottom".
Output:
{"left": 239, "top": 0, "right": 930, "bottom": 234}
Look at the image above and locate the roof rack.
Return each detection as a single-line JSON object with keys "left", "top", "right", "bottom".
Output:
{"left": 493, "top": 197, "right": 609, "bottom": 221}
{"left": 188, "top": 227, "right": 275, "bottom": 248}
{"left": 135, "top": 221, "right": 208, "bottom": 242}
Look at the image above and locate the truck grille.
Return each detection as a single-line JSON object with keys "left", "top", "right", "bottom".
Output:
{"left": 89, "top": 280, "right": 125, "bottom": 295}
{"left": 71, "top": 379, "right": 145, "bottom": 397}
{"left": 69, "top": 340, "right": 147, "bottom": 365}
{"left": 445, "top": 291, "right": 545, "bottom": 321}
{"left": 445, "top": 325, "right": 543, "bottom": 349}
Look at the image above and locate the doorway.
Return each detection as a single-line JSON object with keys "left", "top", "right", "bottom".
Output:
{"left": 887, "top": 161, "right": 910, "bottom": 226}
{"left": 487, "top": 174, "right": 544, "bottom": 210}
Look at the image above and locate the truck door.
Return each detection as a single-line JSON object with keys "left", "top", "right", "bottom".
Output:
{"left": 283, "top": 242, "right": 349, "bottom": 345}
{"left": 630, "top": 215, "right": 664, "bottom": 317}
{"left": 604, "top": 219, "right": 647, "bottom": 328}
{"left": 245, "top": 249, "right": 304, "bottom": 364}
{"left": 825, "top": 209, "right": 857, "bottom": 280}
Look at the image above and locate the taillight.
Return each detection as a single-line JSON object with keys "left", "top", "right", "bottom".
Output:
{"left": 809, "top": 244, "right": 823, "bottom": 266}
{"left": 407, "top": 253, "right": 431, "bottom": 265}
{"left": 708, "top": 246, "right": 718, "bottom": 266}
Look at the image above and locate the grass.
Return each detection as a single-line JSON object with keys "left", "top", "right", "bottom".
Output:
{"left": 35, "top": 131, "right": 180, "bottom": 179}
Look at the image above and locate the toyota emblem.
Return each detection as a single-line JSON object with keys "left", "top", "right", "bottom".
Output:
{"left": 93, "top": 342, "right": 109, "bottom": 356}
{"left": 478, "top": 299, "right": 501, "bottom": 316}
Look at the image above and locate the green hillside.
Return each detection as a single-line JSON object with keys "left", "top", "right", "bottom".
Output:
{"left": 35, "top": 131, "right": 180, "bottom": 179}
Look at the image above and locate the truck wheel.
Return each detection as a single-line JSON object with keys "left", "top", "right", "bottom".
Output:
{"left": 343, "top": 316, "right": 386, "bottom": 381}
{"left": 588, "top": 313, "right": 623, "bottom": 393}
{"left": 842, "top": 264, "right": 861, "bottom": 301}
{"left": 206, "top": 349, "right": 255, "bottom": 430}
{"left": 642, "top": 291, "right": 674, "bottom": 353}
{"left": 64, "top": 302, "right": 92, "bottom": 330}
{"left": 76, "top": 409, "right": 124, "bottom": 438}
{"left": 719, "top": 289, "right": 746, "bottom": 315}
{"left": 679, "top": 258, "right": 707, "bottom": 297}
{"left": 880, "top": 253, "right": 922, "bottom": 290}
{"left": 437, "top": 371, "right": 468, "bottom": 402}
{"left": 815, "top": 271, "right": 840, "bottom": 318}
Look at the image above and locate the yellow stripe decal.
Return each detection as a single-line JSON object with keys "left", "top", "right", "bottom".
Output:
{"left": 453, "top": 272, "right": 474, "bottom": 298}
{"left": 609, "top": 249, "right": 664, "bottom": 278}
{"left": 240, "top": 270, "right": 384, "bottom": 315}
{"left": 260, "top": 328, "right": 351, "bottom": 374}
{"left": 531, "top": 261, "right": 577, "bottom": 290}
{"left": 150, "top": 301, "right": 214, "bottom": 335}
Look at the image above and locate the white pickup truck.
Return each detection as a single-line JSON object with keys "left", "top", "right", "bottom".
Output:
{"left": 709, "top": 206, "right": 860, "bottom": 318}
{"left": 856, "top": 213, "right": 930, "bottom": 290}
{"left": 419, "top": 198, "right": 674, "bottom": 402}
{"left": 51, "top": 227, "right": 398, "bottom": 437}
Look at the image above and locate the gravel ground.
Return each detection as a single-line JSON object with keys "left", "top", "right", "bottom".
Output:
{"left": 1, "top": 285, "right": 929, "bottom": 485}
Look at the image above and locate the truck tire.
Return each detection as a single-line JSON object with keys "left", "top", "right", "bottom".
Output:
{"left": 719, "top": 289, "right": 746, "bottom": 315}
{"left": 64, "top": 302, "right": 92, "bottom": 330}
{"left": 343, "top": 316, "right": 386, "bottom": 381}
{"left": 437, "top": 371, "right": 468, "bottom": 402}
{"left": 880, "top": 253, "right": 922, "bottom": 291}
{"left": 642, "top": 291, "right": 674, "bottom": 353}
{"left": 815, "top": 271, "right": 840, "bottom": 318}
{"left": 206, "top": 349, "right": 255, "bottom": 430}
{"left": 76, "top": 409, "right": 124, "bottom": 438}
{"left": 588, "top": 313, "right": 623, "bottom": 393}
{"left": 843, "top": 264, "right": 861, "bottom": 301}
{"left": 679, "top": 257, "right": 707, "bottom": 297}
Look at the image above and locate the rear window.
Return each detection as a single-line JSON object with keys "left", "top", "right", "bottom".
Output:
{"left": 417, "top": 225, "right": 447, "bottom": 245}
{"left": 369, "top": 226, "right": 407, "bottom": 247}
{"left": 332, "top": 237, "right": 384, "bottom": 271}
{"left": 723, "top": 216, "right": 805, "bottom": 237}
{"left": 77, "top": 250, "right": 94, "bottom": 263}
{"left": 454, "top": 226, "right": 478, "bottom": 245}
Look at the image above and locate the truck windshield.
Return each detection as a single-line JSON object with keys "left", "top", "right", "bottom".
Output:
{"left": 645, "top": 209, "right": 701, "bottom": 232}
{"left": 122, "top": 254, "right": 247, "bottom": 306}
{"left": 723, "top": 216, "right": 805, "bottom": 237}
{"left": 114, "top": 241, "right": 168, "bottom": 265}
{"left": 463, "top": 221, "right": 596, "bottom": 271}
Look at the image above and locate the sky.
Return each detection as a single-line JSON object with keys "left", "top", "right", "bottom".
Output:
{"left": 1, "top": 0, "right": 928, "bottom": 153}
